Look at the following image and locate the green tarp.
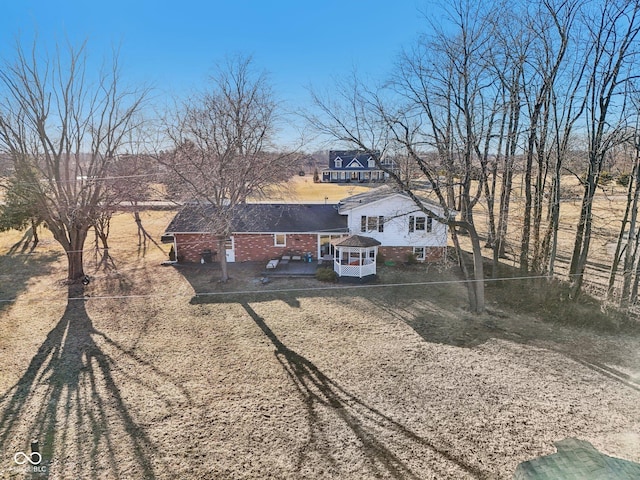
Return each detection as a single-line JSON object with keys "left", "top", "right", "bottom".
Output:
{"left": 514, "top": 438, "right": 640, "bottom": 480}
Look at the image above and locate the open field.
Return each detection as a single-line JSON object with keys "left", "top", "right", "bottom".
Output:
{"left": 0, "top": 210, "right": 639, "bottom": 479}
{"left": 257, "top": 176, "right": 372, "bottom": 203}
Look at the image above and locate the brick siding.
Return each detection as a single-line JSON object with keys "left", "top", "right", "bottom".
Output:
{"left": 174, "top": 232, "right": 319, "bottom": 263}
{"left": 234, "top": 233, "right": 318, "bottom": 261}
{"left": 174, "top": 232, "right": 445, "bottom": 264}
{"left": 174, "top": 233, "right": 219, "bottom": 263}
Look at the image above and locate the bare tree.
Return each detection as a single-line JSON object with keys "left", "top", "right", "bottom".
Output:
{"left": 0, "top": 40, "right": 147, "bottom": 282}
{"left": 107, "top": 152, "right": 163, "bottom": 255}
{"left": 161, "top": 55, "right": 296, "bottom": 281}
{"left": 568, "top": 0, "right": 640, "bottom": 299}
{"left": 517, "top": 0, "right": 575, "bottom": 274}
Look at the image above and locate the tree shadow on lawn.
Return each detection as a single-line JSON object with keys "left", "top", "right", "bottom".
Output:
{"left": 368, "top": 280, "right": 640, "bottom": 394}
{"left": 184, "top": 261, "right": 640, "bottom": 397}
{"left": 0, "top": 284, "right": 185, "bottom": 479}
{"left": 0, "top": 252, "right": 61, "bottom": 313}
{"left": 193, "top": 289, "right": 491, "bottom": 478}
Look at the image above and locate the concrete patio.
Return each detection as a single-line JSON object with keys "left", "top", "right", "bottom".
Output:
{"left": 261, "top": 257, "right": 322, "bottom": 277}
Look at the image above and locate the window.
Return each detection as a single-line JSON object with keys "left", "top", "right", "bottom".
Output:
{"left": 413, "top": 247, "right": 426, "bottom": 261}
{"left": 360, "top": 215, "right": 384, "bottom": 233}
{"left": 335, "top": 158, "right": 342, "bottom": 168}
{"left": 368, "top": 158, "right": 376, "bottom": 168}
{"left": 409, "top": 215, "right": 432, "bottom": 233}
{"left": 274, "top": 234, "right": 286, "bottom": 247}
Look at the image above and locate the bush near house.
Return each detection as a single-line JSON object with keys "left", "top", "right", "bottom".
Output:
{"left": 315, "top": 267, "right": 338, "bottom": 282}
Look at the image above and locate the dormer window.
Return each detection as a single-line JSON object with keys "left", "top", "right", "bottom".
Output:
{"left": 367, "top": 158, "right": 375, "bottom": 168}
{"left": 335, "top": 158, "right": 342, "bottom": 168}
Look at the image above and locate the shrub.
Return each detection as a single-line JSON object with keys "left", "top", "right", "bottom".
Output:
{"left": 600, "top": 171, "right": 613, "bottom": 185}
{"left": 376, "top": 252, "right": 386, "bottom": 265}
{"left": 316, "top": 267, "right": 338, "bottom": 282}
{"left": 406, "top": 252, "right": 418, "bottom": 265}
{"left": 490, "top": 277, "right": 636, "bottom": 333}
{"left": 617, "top": 172, "right": 631, "bottom": 188}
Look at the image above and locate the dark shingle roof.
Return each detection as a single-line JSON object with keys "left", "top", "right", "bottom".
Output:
{"left": 165, "top": 203, "right": 348, "bottom": 234}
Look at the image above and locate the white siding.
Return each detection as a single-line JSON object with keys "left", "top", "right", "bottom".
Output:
{"left": 343, "top": 194, "right": 448, "bottom": 248}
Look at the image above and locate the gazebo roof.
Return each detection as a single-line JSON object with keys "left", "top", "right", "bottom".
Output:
{"left": 333, "top": 235, "right": 381, "bottom": 248}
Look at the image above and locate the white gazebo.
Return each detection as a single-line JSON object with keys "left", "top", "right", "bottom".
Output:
{"left": 333, "top": 235, "right": 381, "bottom": 279}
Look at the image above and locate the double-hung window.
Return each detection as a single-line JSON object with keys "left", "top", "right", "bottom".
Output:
{"left": 409, "top": 215, "right": 433, "bottom": 233}
{"left": 360, "top": 215, "right": 384, "bottom": 233}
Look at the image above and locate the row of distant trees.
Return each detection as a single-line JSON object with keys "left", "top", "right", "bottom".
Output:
{"left": 4, "top": 0, "right": 640, "bottom": 315}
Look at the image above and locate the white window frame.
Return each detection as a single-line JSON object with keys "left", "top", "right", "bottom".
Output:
{"left": 274, "top": 234, "right": 286, "bottom": 247}
{"left": 360, "top": 215, "right": 384, "bottom": 233}
{"left": 413, "top": 247, "right": 426, "bottom": 261}
{"left": 335, "top": 158, "right": 342, "bottom": 168}
{"left": 409, "top": 215, "right": 432, "bottom": 233}
{"left": 368, "top": 158, "right": 375, "bottom": 168}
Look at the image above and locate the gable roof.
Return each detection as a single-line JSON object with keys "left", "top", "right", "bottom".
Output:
{"left": 330, "top": 150, "right": 381, "bottom": 170}
{"left": 165, "top": 203, "right": 348, "bottom": 234}
{"left": 337, "top": 185, "right": 447, "bottom": 215}
{"left": 345, "top": 158, "right": 365, "bottom": 168}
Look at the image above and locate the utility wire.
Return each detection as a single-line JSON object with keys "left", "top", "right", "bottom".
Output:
{"left": 0, "top": 273, "right": 567, "bottom": 305}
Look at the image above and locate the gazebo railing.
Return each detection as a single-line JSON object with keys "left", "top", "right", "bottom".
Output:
{"left": 334, "top": 260, "right": 376, "bottom": 278}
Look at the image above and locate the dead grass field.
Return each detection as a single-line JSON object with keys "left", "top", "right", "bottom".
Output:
{"left": 257, "top": 176, "right": 372, "bottom": 202}
{"left": 0, "top": 209, "right": 639, "bottom": 479}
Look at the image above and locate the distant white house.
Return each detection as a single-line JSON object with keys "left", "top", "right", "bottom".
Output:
{"left": 337, "top": 186, "right": 452, "bottom": 262}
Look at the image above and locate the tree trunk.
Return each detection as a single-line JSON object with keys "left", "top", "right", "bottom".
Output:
{"left": 546, "top": 162, "right": 561, "bottom": 278}
{"left": 608, "top": 157, "right": 637, "bottom": 300}
{"left": 468, "top": 223, "right": 485, "bottom": 314}
{"left": 569, "top": 167, "right": 598, "bottom": 299}
{"left": 620, "top": 163, "right": 640, "bottom": 306}
{"left": 66, "top": 230, "right": 89, "bottom": 282}
{"left": 450, "top": 228, "right": 478, "bottom": 313}
{"left": 451, "top": 221, "right": 485, "bottom": 314}
{"left": 218, "top": 237, "right": 229, "bottom": 282}
{"left": 30, "top": 219, "right": 39, "bottom": 252}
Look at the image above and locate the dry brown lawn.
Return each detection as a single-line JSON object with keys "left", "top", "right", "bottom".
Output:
{"left": 0, "top": 207, "right": 639, "bottom": 479}
{"left": 257, "top": 176, "right": 372, "bottom": 203}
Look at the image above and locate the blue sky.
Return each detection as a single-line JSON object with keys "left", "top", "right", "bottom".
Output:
{"left": 1, "top": 0, "right": 434, "bottom": 146}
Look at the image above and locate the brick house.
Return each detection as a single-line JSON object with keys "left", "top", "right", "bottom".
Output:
{"left": 162, "top": 187, "right": 452, "bottom": 264}
{"left": 163, "top": 204, "right": 349, "bottom": 264}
